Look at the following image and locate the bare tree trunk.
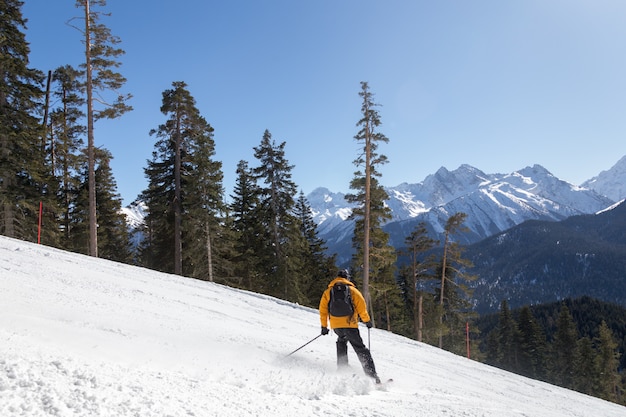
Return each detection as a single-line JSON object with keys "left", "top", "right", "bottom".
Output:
{"left": 42, "top": 70, "right": 51, "bottom": 152}
{"left": 363, "top": 118, "right": 372, "bottom": 319}
{"left": 174, "top": 115, "right": 182, "bottom": 275}
{"left": 205, "top": 223, "right": 213, "bottom": 282}
{"left": 438, "top": 229, "right": 450, "bottom": 348}
{"left": 418, "top": 293, "right": 424, "bottom": 342}
{"left": 84, "top": 0, "right": 98, "bottom": 257}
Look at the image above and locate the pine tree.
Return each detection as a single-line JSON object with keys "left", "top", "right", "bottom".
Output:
{"left": 92, "top": 149, "right": 131, "bottom": 262}
{"left": 551, "top": 303, "right": 579, "bottom": 389}
{"left": 437, "top": 212, "right": 475, "bottom": 349}
{"left": 398, "top": 222, "right": 438, "bottom": 341}
{"left": 252, "top": 130, "right": 306, "bottom": 303}
{"left": 141, "top": 81, "right": 219, "bottom": 277}
{"left": 575, "top": 336, "right": 596, "bottom": 395}
{"left": 182, "top": 108, "right": 228, "bottom": 281}
{"left": 0, "top": 0, "right": 52, "bottom": 242}
{"left": 594, "top": 320, "right": 621, "bottom": 402}
{"left": 230, "top": 160, "right": 262, "bottom": 291}
{"left": 73, "top": 0, "right": 132, "bottom": 257}
{"left": 517, "top": 306, "right": 547, "bottom": 379}
{"left": 70, "top": 147, "right": 129, "bottom": 261}
{"left": 346, "top": 81, "right": 395, "bottom": 325}
{"left": 48, "top": 65, "right": 86, "bottom": 249}
{"left": 496, "top": 300, "right": 520, "bottom": 371}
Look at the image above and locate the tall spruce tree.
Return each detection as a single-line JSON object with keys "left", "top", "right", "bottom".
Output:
{"left": 230, "top": 160, "right": 262, "bottom": 291}
{"left": 182, "top": 110, "right": 228, "bottom": 281}
{"left": 48, "top": 65, "right": 86, "bottom": 249}
{"left": 0, "top": 0, "right": 51, "bottom": 241}
{"left": 73, "top": 0, "right": 132, "bottom": 257}
{"left": 142, "top": 81, "right": 220, "bottom": 277}
{"left": 252, "top": 130, "right": 306, "bottom": 303}
{"left": 345, "top": 81, "right": 395, "bottom": 324}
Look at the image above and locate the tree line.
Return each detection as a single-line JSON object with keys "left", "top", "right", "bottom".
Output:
{"left": 476, "top": 299, "right": 625, "bottom": 405}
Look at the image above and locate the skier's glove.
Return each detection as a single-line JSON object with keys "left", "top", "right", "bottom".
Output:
{"left": 321, "top": 327, "right": 329, "bottom": 335}
{"left": 365, "top": 321, "right": 373, "bottom": 329}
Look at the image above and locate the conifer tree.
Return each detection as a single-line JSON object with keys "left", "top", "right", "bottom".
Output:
{"left": 73, "top": 0, "right": 132, "bottom": 257}
{"left": 0, "top": 0, "right": 51, "bottom": 241}
{"left": 398, "top": 222, "right": 438, "bottom": 341}
{"left": 495, "top": 300, "right": 520, "bottom": 371}
{"left": 48, "top": 65, "right": 86, "bottom": 249}
{"left": 517, "top": 306, "right": 547, "bottom": 379}
{"left": 252, "top": 130, "right": 306, "bottom": 303}
{"left": 182, "top": 110, "right": 228, "bottom": 281}
{"left": 91, "top": 149, "right": 131, "bottom": 262}
{"left": 142, "top": 81, "right": 220, "bottom": 277}
{"left": 575, "top": 336, "right": 596, "bottom": 395}
{"left": 437, "top": 212, "right": 475, "bottom": 349}
{"left": 551, "top": 304, "right": 579, "bottom": 388}
{"left": 346, "top": 81, "right": 395, "bottom": 324}
{"left": 594, "top": 320, "right": 621, "bottom": 402}
{"left": 230, "top": 160, "right": 262, "bottom": 291}
{"left": 71, "top": 147, "right": 129, "bottom": 261}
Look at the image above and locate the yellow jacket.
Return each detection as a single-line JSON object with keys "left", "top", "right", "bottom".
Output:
{"left": 319, "top": 277, "right": 371, "bottom": 329}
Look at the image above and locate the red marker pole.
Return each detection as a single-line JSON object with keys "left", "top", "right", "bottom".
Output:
{"left": 38, "top": 201, "right": 42, "bottom": 244}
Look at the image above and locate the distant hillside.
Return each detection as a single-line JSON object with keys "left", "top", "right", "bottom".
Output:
{"left": 473, "top": 296, "right": 626, "bottom": 371}
{"left": 466, "top": 201, "right": 626, "bottom": 314}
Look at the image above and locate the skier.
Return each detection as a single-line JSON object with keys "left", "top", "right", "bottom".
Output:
{"left": 319, "top": 269, "right": 381, "bottom": 384}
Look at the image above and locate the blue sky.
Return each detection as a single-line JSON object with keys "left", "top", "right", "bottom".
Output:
{"left": 22, "top": 1, "right": 626, "bottom": 205}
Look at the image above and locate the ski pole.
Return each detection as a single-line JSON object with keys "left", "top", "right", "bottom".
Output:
{"left": 368, "top": 327, "right": 371, "bottom": 350}
{"left": 285, "top": 334, "right": 323, "bottom": 357}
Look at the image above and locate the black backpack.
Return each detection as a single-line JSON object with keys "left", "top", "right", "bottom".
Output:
{"left": 328, "top": 283, "right": 354, "bottom": 317}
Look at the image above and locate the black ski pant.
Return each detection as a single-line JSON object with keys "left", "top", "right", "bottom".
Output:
{"left": 334, "top": 327, "right": 378, "bottom": 379}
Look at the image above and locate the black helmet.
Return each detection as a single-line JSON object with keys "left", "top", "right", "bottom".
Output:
{"left": 337, "top": 269, "right": 351, "bottom": 280}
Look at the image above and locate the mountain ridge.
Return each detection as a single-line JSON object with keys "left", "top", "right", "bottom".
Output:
{"left": 309, "top": 161, "right": 620, "bottom": 262}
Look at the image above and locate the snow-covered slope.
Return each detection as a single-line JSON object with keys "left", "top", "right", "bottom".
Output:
{"left": 1, "top": 236, "right": 624, "bottom": 417}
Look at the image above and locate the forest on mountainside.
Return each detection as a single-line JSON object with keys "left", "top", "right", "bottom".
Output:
{"left": 473, "top": 297, "right": 626, "bottom": 404}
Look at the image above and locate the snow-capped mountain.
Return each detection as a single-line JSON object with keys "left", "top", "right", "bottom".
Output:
{"left": 121, "top": 200, "right": 147, "bottom": 229}
{"left": 582, "top": 155, "right": 626, "bottom": 203}
{"left": 121, "top": 200, "right": 147, "bottom": 247}
{"left": 309, "top": 164, "right": 615, "bottom": 260}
